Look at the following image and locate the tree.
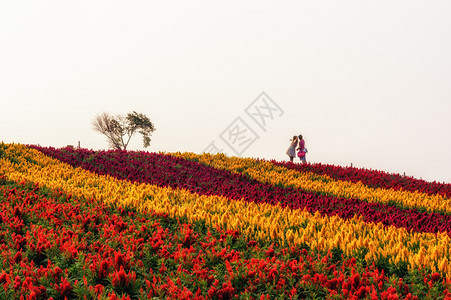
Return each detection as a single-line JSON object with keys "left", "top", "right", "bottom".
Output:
{"left": 92, "top": 111, "right": 156, "bottom": 150}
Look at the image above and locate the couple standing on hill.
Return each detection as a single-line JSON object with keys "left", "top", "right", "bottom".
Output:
{"left": 286, "top": 134, "right": 307, "bottom": 163}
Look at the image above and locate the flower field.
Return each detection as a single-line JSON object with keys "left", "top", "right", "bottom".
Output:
{"left": 1, "top": 143, "right": 451, "bottom": 299}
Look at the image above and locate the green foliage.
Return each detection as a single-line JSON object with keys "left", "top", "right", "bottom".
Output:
{"left": 330, "top": 246, "right": 344, "bottom": 264}
{"left": 126, "top": 111, "right": 155, "bottom": 148}
{"left": 92, "top": 111, "right": 156, "bottom": 150}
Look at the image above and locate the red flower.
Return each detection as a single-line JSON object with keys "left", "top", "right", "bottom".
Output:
{"left": 225, "top": 260, "right": 234, "bottom": 278}
{"left": 0, "top": 271, "right": 7, "bottom": 284}
{"left": 431, "top": 272, "right": 441, "bottom": 282}
{"left": 108, "top": 293, "right": 118, "bottom": 300}
{"left": 114, "top": 252, "right": 124, "bottom": 269}
{"left": 13, "top": 251, "right": 22, "bottom": 263}
{"left": 247, "top": 240, "right": 257, "bottom": 247}
{"left": 207, "top": 286, "right": 217, "bottom": 298}
{"left": 94, "top": 284, "right": 104, "bottom": 294}
{"left": 111, "top": 267, "right": 127, "bottom": 287}
{"left": 159, "top": 262, "right": 167, "bottom": 274}
{"left": 99, "top": 259, "right": 111, "bottom": 278}
{"left": 265, "top": 248, "right": 275, "bottom": 257}
{"left": 56, "top": 278, "right": 72, "bottom": 297}
{"left": 13, "top": 275, "right": 21, "bottom": 290}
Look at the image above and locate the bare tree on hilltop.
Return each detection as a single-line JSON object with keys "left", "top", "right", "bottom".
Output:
{"left": 92, "top": 111, "right": 156, "bottom": 150}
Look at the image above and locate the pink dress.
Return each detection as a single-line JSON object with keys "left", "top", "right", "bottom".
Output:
{"left": 298, "top": 139, "right": 305, "bottom": 151}
{"left": 298, "top": 139, "right": 306, "bottom": 158}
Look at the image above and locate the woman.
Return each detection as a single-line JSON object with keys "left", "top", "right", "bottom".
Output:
{"left": 297, "top": 134, "right": 307, "bottom": 164}
{"left": 286, "top": 136, "right": 298, "bottom": 162}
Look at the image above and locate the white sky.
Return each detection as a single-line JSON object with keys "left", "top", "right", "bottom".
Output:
{"left": 1, "top": 1, "right": 450, "bottom": 183}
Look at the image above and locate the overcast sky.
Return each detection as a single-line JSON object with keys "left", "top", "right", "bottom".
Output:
{"left": 1, "top": 1, "right": 450, "bottom": 183}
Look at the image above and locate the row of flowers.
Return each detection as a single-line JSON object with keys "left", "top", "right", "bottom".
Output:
{"left": 272, "top": 160, "right": 451, "bottom": 197}
{"left": 4, "top": 177, "right": 449, "bottom": 299}
{"left": 2, "top": 144, "right": 451, "bottom": 281}
{"left": 32, "top": 146, "right": 451, "bottom": 215}
{"left": 171, "top": 152, "right": 451, "bottom": 214}
{"left": 30, "top": 146, "right": 451, "bottom": 237}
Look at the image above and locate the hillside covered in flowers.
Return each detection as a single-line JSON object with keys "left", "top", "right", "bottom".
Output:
{"left": 1, "top": 142, "right": 451, "bottom": 299}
